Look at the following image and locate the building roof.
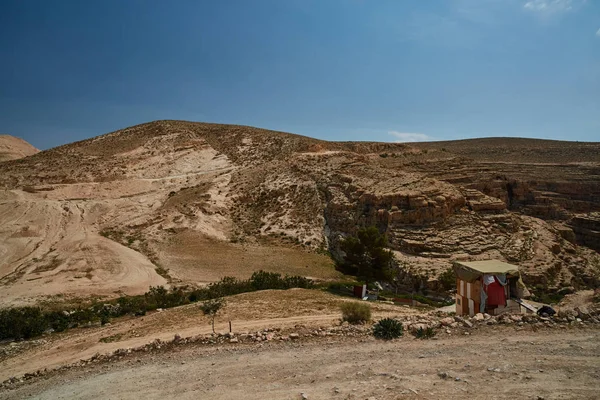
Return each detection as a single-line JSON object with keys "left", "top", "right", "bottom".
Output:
{"left": 453, "top": 259, "right": 520, "bottom": 282}
{"left": 454, "top": 260, "right": 520, "bottom": 274}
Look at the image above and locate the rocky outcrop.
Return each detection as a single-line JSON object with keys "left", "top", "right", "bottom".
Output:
{"left": 462, "top": 188, "right": 506, "bottom": 212}
{"left": 570, "top": 213, "right": 600, "bottom": 252}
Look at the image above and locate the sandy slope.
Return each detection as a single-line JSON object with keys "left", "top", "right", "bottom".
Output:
{"left": 0, "top": 189, "right": 167, "bottom": 305}
{"left": 3, "top": 328, "right": 599, "bottom": 400}
{"left": 0, "top": 135, "right": 38, "bottom": 162}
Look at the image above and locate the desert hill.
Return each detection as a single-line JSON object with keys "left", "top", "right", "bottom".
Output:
{"left": 410, "top": 137, "right": 600, "bottom": 164}
{"left": 0, "top": 135, "right": 39, "bottom": 162}
{"left": 0, "top": 120, "right": 598, "bottom": 305}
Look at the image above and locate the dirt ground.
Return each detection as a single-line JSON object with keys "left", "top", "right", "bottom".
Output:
{"left": 0, "top": 289, "right": 420, "bottom": 381}
{"left": 2, "top": 326, "right": 599, "bottom": 400}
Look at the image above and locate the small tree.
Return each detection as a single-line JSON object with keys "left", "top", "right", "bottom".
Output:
{"left": 340, "top": 226, "right": 394, "bottom": 287}
{"left": 200, "top": 298, "right": 225, "bottom": 333}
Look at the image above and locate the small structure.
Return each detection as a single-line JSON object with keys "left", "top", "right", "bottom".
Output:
{"left": 453, "top": 260, "right": 532, "bottom": 317}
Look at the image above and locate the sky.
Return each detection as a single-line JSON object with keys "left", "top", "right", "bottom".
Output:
{"left": 0, "top": 0, "right": 599, "bottom": 150}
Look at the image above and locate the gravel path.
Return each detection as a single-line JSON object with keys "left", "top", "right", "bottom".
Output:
{"left": 3, "top": 327, "right": 599, "bottom": 400}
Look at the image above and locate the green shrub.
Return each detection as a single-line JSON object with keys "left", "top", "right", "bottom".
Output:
{"left": 413, "top": 326, "right": 436, "bottom": 339}
{"left": 46, "top": 310, "right": 70, "bottom": 332}
{"left": 283, "top": 275, "right": 313, "bottom": 289}
{"left": 372, "top": 318, "right": 404, "bottom": 340}
{"left": 250, "top": 270, "right": 286, "bottom": 290}
{"left": 340, "top": 302, "right": 371, "bottom": 324}
{"left": 0, "top": 307, "right": 48, "bottom": 340}
{"left": 117, "top": 295, "right": 148, "bottom": 316}
{"left": 438, "top": 267, "right": 456, "bottom": 291}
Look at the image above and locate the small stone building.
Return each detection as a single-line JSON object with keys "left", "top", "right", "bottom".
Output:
{"left": 453, "top": 260, "right": 532, "bottom": 317}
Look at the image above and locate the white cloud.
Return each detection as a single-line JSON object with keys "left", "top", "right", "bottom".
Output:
{"left": 523, "top": 0, "right": 584, "bottom": 14}
{"left": 596, "top": 28, "right": 600, "bottom": 37}
{"left": 388, "top": 131, "right": 432, "bottom": 142}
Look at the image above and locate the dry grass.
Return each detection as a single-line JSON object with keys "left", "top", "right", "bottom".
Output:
{"left": 157, "top": 231, "right": 342, "bottom": 283}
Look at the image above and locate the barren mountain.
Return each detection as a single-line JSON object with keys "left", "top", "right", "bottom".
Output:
{"left": 0, "top": 135, "right": 39, "bottom": 162}
{"left": 0, "top": 121, "right": 598, "bottom": 305}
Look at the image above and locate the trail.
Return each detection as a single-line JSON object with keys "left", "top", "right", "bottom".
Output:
{"left": 4, "top": 328, "right": 599, "bottom": 400}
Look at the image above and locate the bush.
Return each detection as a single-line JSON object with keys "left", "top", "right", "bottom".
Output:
{"left": 413, "top": 326, "right": 436, "bottom": 339}
{"left": 46, "top": 310, "right": 70, "bottom": 332}
{"left": 340, "top": 302, "right": 371, "bottom": 324}
{"left": 372, "top": 318, "right": 404, "bottom": 340}
{"left": 0, "top": 307, "right": 48, "bottom": 340}
{"left": 438, "top": 267, "right": 456, "bottom": 292}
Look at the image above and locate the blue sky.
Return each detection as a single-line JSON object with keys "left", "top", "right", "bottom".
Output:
{"left": 1, "top": 0, "right": 599, "bottom": 149}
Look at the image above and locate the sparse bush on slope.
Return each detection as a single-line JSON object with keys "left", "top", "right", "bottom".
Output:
{"left": 340, "top": 302, "right": 371, "bottom": 324}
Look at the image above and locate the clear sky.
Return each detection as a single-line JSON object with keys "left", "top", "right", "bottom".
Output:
{"left": 1, "top": 0, "right": 599, "bottom": 149}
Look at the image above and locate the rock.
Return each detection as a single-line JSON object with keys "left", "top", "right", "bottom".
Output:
{"left": 290, "top": 333, "right": 300, "bottom": 340}
{"left": 472, "top": 313, "right": 485, "bottom": 322}
{"left": 229, "top": 337, "right": 239, "bottom": 343}
{"left": 410, "top": 323, "right": 429, "bottom": 332}
{"left": 440, "top": 317, "right": 454, "bottom": 327}
{"left": 300, "top": 392, "right": 308, "bottom": 400}
{"left": 463, "top": 320, "right": 473, "bottom": 328}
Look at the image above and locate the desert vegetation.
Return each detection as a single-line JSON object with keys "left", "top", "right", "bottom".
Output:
{"left": 0, "top": 270, "right": 313, "bottom": 341}
{"left": 339, "top": 226, "right": 394, "bottom": 286}
{"left": 340, "top": 302, "right": 372, "bottom": 324}
{"left": 372, "top": 317, "right": 404, "bottom": 340}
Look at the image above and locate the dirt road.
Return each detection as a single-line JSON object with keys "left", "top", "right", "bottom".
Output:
{"left": 2, "top": 327, "right": 598, "bottom": 400}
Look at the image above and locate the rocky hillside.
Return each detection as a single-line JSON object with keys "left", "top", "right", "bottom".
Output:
{"left": 0, "top": 121, "right": 598, "bottom": 305}
{"left": 0, "top": 135, "right": 39, "bottom": 162}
